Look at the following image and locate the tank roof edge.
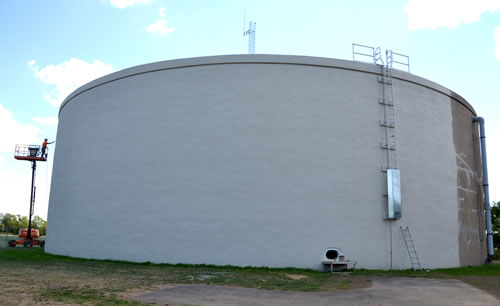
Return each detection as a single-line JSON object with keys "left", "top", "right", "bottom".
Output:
{"left": 58, "top": 54, "right": 476, "bottom": 116}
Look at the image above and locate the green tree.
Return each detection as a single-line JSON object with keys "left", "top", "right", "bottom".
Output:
{"left": 32, "top": 215, "right": 47, "bottom": 235}
{"left": 1, "top": 213, "right": 22, "bottom": 234}
{"left": 492, "top": 201, "right": 499, "bottom": 251}
{"left": 0, "top": 213, "right": 47, "bottom": 235}
{"left": 19, "top": 215, "right": 29, "bottom": 229}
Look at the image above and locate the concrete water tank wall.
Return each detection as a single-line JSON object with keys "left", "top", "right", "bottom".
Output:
{"left": 46, "top": 55, "right": 486, "bottom": 270}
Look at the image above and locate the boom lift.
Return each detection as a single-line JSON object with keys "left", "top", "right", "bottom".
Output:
{"left": 9, "top": 144, "right": 49, "bottom": 248}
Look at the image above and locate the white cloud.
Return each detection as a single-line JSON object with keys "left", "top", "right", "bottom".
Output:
{"left": 146, "top": 20, "right": 176, "bottom": 35}
{"left": 159, "top": 7, "right": 166, "bottom": 17}
{"left": 0, "top": 104, "right": 40, "bottom": 154}
{"left": 405, "top": 0, "right": 500, "bottom": 31}
{"left": 0, "top": 105, "right": 53, "bottom": 219}
{"left": 0, "top": 158, "right": 52, "bottom": 218}
{"left": 109, "top": 0, "right": 150, "bottom": 9}
{"left": 495, "top": 27, "right": 500, "bottom": 60}
{"left": 29, "top": 58, "right": 113, "bottom": 108}
{"left": 33, "top": 116, "right": 58, "bottom": 126}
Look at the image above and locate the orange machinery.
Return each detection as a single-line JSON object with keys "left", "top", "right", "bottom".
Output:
{"left": 8, "top": 228, "right": 45, "bottom": 248}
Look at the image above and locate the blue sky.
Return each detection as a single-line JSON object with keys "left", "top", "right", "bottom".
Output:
{"left": 1, "top": 0, "right": 499, "bottom": 219}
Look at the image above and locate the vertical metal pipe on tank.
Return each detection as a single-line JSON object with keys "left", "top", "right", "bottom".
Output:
{"left": 472, "top": 117, "right": 494, "bottom": 259}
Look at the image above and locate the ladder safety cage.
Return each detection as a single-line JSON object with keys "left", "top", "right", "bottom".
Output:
{"left": 374, "top": 47, "right": 383, "bottom": 65}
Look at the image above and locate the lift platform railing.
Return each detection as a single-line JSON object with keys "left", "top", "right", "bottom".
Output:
{"left": 14, "top": 144, "right": 48, "bottom": 161}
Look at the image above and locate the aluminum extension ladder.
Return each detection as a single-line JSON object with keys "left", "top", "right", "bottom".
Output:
{"left": 401, "top": 226, "right": 422, "bottom": 271}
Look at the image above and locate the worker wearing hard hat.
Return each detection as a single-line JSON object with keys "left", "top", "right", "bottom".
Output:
{"left": 41, "top": 138, "right": 54, "bottom": 158}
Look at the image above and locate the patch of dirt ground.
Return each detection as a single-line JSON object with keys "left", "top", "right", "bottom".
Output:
{"left": 285, "top": 274, "right": 308, "bottom": 280}
{"left": 0, "top": 263, "right": 154, "bottom": 304}
{"left": 0, "top": 260, "right": 371, "bottom": 304}
{"left": 319, "top": 274, "right": 372, "bottom": 291}
{"left": 0, "top": 257, "right": 497, "bottom": 304}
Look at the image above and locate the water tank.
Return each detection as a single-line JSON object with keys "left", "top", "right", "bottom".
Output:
{"left": 46, "top": 55, "right": 486, "bottom": 270}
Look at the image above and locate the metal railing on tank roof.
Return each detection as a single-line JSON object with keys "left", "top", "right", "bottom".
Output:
{"left": 352, "top": 43, "right": 410, "bottom": 73}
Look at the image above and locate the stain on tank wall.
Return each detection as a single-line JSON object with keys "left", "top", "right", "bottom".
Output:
{"left": 451, "top": 95, "right": 486, "bottom": 266}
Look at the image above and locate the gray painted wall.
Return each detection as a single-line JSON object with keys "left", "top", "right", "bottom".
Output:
{"left": 46, "top": 55, "right": 483, "bottom": 270}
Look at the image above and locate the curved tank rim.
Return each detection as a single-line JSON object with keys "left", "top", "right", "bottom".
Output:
{"left": 59, "top": 54, "right": 476, "bottom": 116}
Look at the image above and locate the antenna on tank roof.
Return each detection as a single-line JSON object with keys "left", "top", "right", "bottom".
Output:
{"left": 243, "top": 10, "right": 256, "bottom": 54}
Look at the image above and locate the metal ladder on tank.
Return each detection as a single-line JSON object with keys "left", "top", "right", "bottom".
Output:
{"left": 352, "top": 44, "right": 410, "bottom": 171}
{"left": 401, "top": 226, "right": 422, "bottom": 271}
{"left": 379, "top": 50, "right": 398, "bottom": 171}
{"left": 353, "top": 44, "right": 411, "bottom": 269}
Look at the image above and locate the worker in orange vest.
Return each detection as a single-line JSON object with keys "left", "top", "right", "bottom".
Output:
{"left": 41, "top": 138, "right": 54, "bottom": 158}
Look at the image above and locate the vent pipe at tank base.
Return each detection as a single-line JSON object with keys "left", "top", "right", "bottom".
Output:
{"left": 473, "top": 116, "right": 494, "bottom": 261}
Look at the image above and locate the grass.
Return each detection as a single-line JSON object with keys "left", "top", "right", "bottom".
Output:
{"left": 354, "top": 263, "right": 500, "bottom": 278}
{"left": 0, "top": 233, "right": 18, "bottom": 248}
{"left": 5, "top": 248, "right": 497, "bottom": 279}
{"left": 0, "top": 247, "right": 358, "bottom": 291}
{"left": 0, "top": 248, "right": 363, "bottom": 304}
{"left": 0, "top": 248, "right": 499, "bottom": 304}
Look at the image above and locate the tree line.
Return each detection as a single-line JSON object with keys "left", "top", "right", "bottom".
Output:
{"left": 0, "top": 214, "right": 47, "bottom": 236}
{"left": 492, "top": 202, "right": 499, "bottom": 254}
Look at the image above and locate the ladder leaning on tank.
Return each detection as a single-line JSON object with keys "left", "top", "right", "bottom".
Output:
{"left": 401, "top": 226, "right": 422, "bottom": 271}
